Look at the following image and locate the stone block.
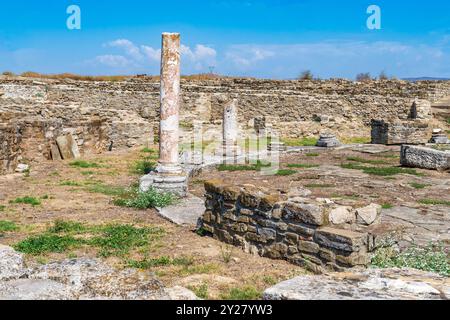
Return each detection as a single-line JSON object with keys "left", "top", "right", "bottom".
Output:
{"left": 283, "top": 202, "right": 325, "bottom": 226}
{"left": 287, "top": 223, "right": 316, "bottom": 238}
{"left": 356, "top": 204, "right": 382, "bottom": 225}
{"left": 298, "top": 240, "right": 320, "bottom": 254}
{"left": 314, "top": 227, "right": 366, "bottom": 252}
{"left": 329, "top": 206, "right": 355, "bottom": 225}
{"left": 371, "top": 120, "right": 430, "bottom": 145}
{"left": 336, "top": 251, "right": 370, "bottom": 267}
{"left": 401, "top": 145, "right": 450, "bottom": 171}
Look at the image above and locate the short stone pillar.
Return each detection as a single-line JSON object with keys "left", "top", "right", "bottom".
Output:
{"left": 410, "top": 98, "right": 433, "bottom": 120}
{"left": 317, "top": 133, "right": 341, "bottom": 148}
{"left": 218, "top": 99, "right": 241, "bottom": 156}
{"left": 140, "top": 33, "right": 187, "bottom": 197}
{"left": 429, "top": 129, "right": 450, "bottom": 144}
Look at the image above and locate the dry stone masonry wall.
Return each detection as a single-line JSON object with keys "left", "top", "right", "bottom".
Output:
{"left": 1, "top": 76, "right": 449, "bottom": 173}
{"left": 201, "top": 180, "right": 385, "bottom": 273}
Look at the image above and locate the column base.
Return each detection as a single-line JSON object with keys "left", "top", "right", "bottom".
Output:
{"left": 140, "top": 172, "right": 188, "bottom": 198}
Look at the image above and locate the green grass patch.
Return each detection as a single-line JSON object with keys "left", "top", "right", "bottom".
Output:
{"left": 86, "top": 183, "right": 127, "bottom": 197}
{"left": 382, "top": 203, "right": 394, "bottom": 209}
{"left": 48, "top": 220, "right": 86, "bottom": 234}
{"left": 14, "top": 234, "right": 83, "bottom": 255}
{"left": 0, "top": 205, "right": 5, "bottom": 211}
{"left": 305, "top": 184, "right": 334, "bottom": 188}
{"left": 346, "top": 156, "right": 388, "bottom": 165}
{"left": 141, "top": 147, "right": 157, "bottom": 154}
{"left": 69, "top": 161, "right": 101, "bottom": 169}
{"left": 10, "top": 196, "right": 41, "bottom": 206}
{"left": 341, "top": 163, "right": 423, "bottom": 176}
{"left": 418, "top": 199, "right": 450, "bottom": 206}
{"left": 128, "top": 256, "right": 193, "bottom": 269}
{"left": 81, "top": 171, "right": 95, "bottom": 176}
{"left": 90, "top": 224, "right": 165, "bottom": 257}
{"left": 281, "top": 137, "right": 318, "bottom": 147}
{"left": 60, "top": 180, "right": 82, "bottom": 187}
{"left": 275, "top": 169, "right": 297, "bottom": 176}
{"left": 306, "top": 153, "right": 320, "bottom": 157}
{"left": 220, "top": 286, "right": 262, "bottom": 300}
{"left": 114, "top": 187, "right": 175, "bottom": 209}
{"left": 342, "top": 137, "right": 371, "bottom": 144}
{"left": 371, "top": 243, "right": 449, "bottom": 277}
{"left": 189, "top": 283, "right": 209, "bottom": 300}
{"left": 218, "top": 160, "right": 271, "bottom": 172}
{"left": 0, "top": 220, "right": 18, "bottom": 233}
{"left": 287, "top": 163, "right": 319, "bottom": 169}
{"left": 409, "top": 183, "right": 430, "bottom": 189}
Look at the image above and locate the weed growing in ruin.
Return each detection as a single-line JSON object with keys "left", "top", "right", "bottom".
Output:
{"left": 275, "top": 169, "right": 297, "bottom": 176}
{"left": 0, "top": 220, "right": 18, "bottom": 234}
{"left": 132, "top": 159, "right": 157, "bottom": 175}
{"left": 14, "top": 234, "right": 83, "bottom": 255}
{"left": 382, "top": 203, "right": 394, "bottom": 209}
{"left": 306, "top": 153, "right": 320, "bottom": 157}
{"left": 341, "top": 163, "right": 423, "bottom": 176}
{"left": 346, "top": 156, "right": 387, "bottom": 165}
{"left": 114, "top": 187, "right": 175, "bottom": 209}
{"left": 90, "top": 224, "right": 165, "bottom": 257}
{"left": 70, "top": 161, "right": 101, "bottom": 169}
{"left": 189, "top": 283, "right": 209, "bottom": 299}
{"left": 371, "top": 243, "right": 450, "bottom": 277}
{"left": 418, "top": 199, "right": 450, "bottom": 207}
{"left": 10, "top": 196, "right": 41, "bottom": 206}
{"left": 220, "top": 286, "right": 262, "bottom": 300}
{"left": 221, "top": 245, "right": 234, "bottom": 263}
{"left": 48, "top": 220, "right": 86, "bottom": 234}
{"left": 287, "top": 164, "right": 319, "bottom": 169}
{"left": 281, "top": 137, "right": 318, "bottom": 147}
{"left": 409, "top": 183, "right": 430, "bottom": 189}
{"left": 0, "top": 205, "right": 5, "bottom": 211}
{"left": 86, "top": 183, "right": 127, "bottom": 197}
{"left": 218, "top": 160, "right": 271, "bottom": 172}
{"left": 342, "top": 137, "right": 372, "bottom": 144}
{"left": 128, "top": 256, "right": 193, "bottom": 269}
{"left": 60, "top": 180, "right": 82, "bottom": 187}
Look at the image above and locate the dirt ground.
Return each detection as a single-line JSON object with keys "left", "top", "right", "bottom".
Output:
{"left": 0, "top": 147, "right": 305, "bottom": 300}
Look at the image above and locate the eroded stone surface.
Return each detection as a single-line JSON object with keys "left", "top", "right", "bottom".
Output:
{"left": 263, "top": 268, "right": 449, "bottom": 300}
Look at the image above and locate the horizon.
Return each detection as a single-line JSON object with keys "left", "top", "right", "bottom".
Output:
{"left": 0, "top": 0, "right": 449, "bottom": 80}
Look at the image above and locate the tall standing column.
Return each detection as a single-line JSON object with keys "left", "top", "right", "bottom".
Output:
{"left": 157, "top": 33, "right": 182, "bottom": 174}
{"left": 223, "top": 99, "right": 238, "bottom": 146}
{"left": 140, "top": 33, "right": 187, "bottom": 197}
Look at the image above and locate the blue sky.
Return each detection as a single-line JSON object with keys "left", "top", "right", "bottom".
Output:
{"left": 0, "top": 0, "right": 449, "bottom": 79}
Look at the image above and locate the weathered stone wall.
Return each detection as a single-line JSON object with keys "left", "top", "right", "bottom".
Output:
{"left": 1, "top": 76, "right": 449, "bottom": 172}
{"left": 371, "top": 120, "right": 430, "bottom": 145}
{"left": 201, "top": 180, "right": 384, "bottom": 273}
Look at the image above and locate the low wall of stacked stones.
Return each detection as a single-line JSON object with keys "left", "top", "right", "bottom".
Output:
{"left": 201, "top": 180, "right": 380, "bottom": 273}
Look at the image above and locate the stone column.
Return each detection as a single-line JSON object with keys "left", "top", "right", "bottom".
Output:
{"left": 140, "top": 33, "right": 187, "bottom": 197}
{"left": 219, "top": 99, "right": 241, "bottom": 157}
{"left": 157, "top": 33, "right": 182, "bottom": 174}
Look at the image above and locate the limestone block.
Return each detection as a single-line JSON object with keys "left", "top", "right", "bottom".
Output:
{"left": 401, "top": 145, "right": 450, "bottom": 171}
{"left": 329, "top": 206, "right": 355, "bottom": 225}
{"left": 356, "top": 204, "right": 382, "bottom": 225}
{"left": 283, "top": 202, "right": 326, "bottom": 226}
{"left": 314, "top": 227, "right": 366, "bottom": 252}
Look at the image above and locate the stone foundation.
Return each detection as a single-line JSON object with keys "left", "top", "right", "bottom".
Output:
{"left": 371, "top": 120, "right": 430, "bottom": 145}
{"left": 200, "top": 180, "right": 380, "bottom": 273}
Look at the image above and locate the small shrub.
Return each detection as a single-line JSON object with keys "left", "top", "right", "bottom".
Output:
{"left": 133, "top": 159, "right": 157, "bottom": 175}
{"left": 221, "top": 245, "right": 234, "bottom": 264}
{"left": 0, "top": 221, "right": 18, "bottom": 233}
{"left": 70, "top": 161, "right": 101, "bottom": 169}
{"left": 115, "top": 188, "right": 175, "bottom": 209}
{"left": 14, "top": 234, "right": 82, "bottom": 255}
{"left": 298, "top": 70, "right": 313, "bottom": 80}
{"left": 189, "top": 283, "right": 209, "bottom": 299}
{"left": 356, "top": 72, "right": 372, "bottom": 82}
{"left": 221, "top": 286, "right": 262, "bottom": 300}
{"left": 0, "top": 205, "right": 5, "bottom": 211}
{"left": 306, "top": 153, "right": 320, "bottom": 157}
{"left": 371, "top": 243, "right": 449, "bottom": 277}
{"left": 10, "top": 196, "right": 41, "bottom": 206}
{"left": 418, "top": 199, "right": 450, "bottom": 207}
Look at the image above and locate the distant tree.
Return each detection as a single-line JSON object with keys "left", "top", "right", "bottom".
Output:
{"left": 379, "top": 71, "right": 388, "bottom": 80}
{"left": 356, "top": 72, "right": 372, "bottom": 82}
{"left": 298, "top": 70, "right": 314, "bottom": 80}
{"left": 2, "top": 71, "right": 15, "bottom": 76}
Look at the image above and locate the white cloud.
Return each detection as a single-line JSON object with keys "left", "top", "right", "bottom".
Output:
{"left": 226, "top": 47, "right": 275, "bottom": 67}
{"left": 140, "top": 45, "right": 161, "bottom": 62}
{"left": 94, "top": 55, "right": 131, "bottom": 68}
{"left": 105, "top": 39, "right": 143, "bottom": 61}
